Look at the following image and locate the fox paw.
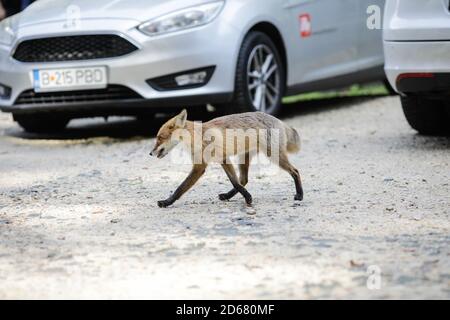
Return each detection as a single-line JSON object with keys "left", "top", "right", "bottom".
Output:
{"left": 219, "top": 193, "right": 230, "bottom": 201}
{"left": 294, "top": 194, "right": 303, "bottom": 201}
{"left": 157, "top": 200, "right": 172, "bottom": 208}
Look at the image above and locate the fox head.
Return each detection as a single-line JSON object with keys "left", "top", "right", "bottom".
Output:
{"left": 150, "top": 109, "right": 188, "bottom": 159}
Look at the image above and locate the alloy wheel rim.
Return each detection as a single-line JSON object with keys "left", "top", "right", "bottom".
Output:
{"left": 246, "top": 44, "right": 281, "bottom": 113}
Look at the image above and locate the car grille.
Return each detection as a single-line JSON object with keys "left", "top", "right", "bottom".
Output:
{"left": 13, "top": 35, "right": 138, "bottom": 62}
{"left": 15, "top": 85, "right": 143, "bottom": 105}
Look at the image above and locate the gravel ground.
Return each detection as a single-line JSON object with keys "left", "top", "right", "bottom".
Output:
{"left": 0, "top": 96, "right": 449, "bottom": 299}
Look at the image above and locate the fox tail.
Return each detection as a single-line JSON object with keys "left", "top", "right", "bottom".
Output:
{"left": 285, "top": 125, "right": 301, "bottom": 154}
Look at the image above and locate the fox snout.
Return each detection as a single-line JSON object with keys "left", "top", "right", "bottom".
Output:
{"left": 150, "top": 109, "right": 186, "bottom": 160}
{"left": 150, "top": 146, "right": 166, "bottom": 159}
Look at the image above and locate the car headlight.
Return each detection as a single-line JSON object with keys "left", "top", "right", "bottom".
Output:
{"left": 0, "top": 15, "right": 18, "bottom": 46}
{"left": 138, "top": 1, "right": 225, "bottom": 37}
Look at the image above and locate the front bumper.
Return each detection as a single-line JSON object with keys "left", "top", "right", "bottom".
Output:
{"left": 0, "top": 18, "right": 239, "bottom": 114}
{"left": 384, "top": 40, "right": 450, "bottom": 94}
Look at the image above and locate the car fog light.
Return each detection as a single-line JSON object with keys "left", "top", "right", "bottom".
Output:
{"left": 0, "top": 83, "right": 11, "bottom": 99}
{"left": 175, "top": 71, "right": 208, "bottom": 86}
{"left": 146, "top": 66, "right": 215, "bottom": 91}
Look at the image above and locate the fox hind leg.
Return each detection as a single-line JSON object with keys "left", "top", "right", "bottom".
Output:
{"left": 221, "top": 162, "right": 252, "bottom": 206}
{"left": 219, "top": 153, "right": 251, "bottom": 201}
{"left": 277, "top": 152, "right": 303, "bottom": 201}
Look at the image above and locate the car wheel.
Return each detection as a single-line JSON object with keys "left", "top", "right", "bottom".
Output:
{"left": 222, "top": 31, "right": 285, "bottom": 116}
{"left": 186, "top": 105, "right": 214, "bottom": 121}
{"left": 401, "top": 96, "right": 450, "bottom": 135}
{"left": 13, "top": 113, "right": 70, "bottom": 133}
{"left": 384, "top": 79, "right": 397, "bottom": 96}
{"left": 136, "top": 113, "right": 155, "bottom": 123}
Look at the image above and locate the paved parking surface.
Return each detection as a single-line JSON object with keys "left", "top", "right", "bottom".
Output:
{"left": 0, "top": 96, "right": 449, "bottom": 299}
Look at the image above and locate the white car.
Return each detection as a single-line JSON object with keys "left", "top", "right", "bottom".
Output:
{"left": 384, "top": 0, "right": 450, "bottom": 135}
{"left": 0, "top": 0, "right": 386, "bottom": 133}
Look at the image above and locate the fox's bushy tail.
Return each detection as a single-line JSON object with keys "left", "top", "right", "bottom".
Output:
{"left": 285, "top": 125, "right": 301, "bottom": 154}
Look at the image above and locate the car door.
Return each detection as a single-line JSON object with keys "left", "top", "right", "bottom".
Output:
{"left": 357, "top": 0, "right": 385, "bottom": 70}
{"left": 284, "top": 0, "right": 359, "bottom": 86}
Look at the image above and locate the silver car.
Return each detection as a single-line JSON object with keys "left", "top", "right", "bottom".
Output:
{"left": 384, "top": 0, "right": 450, "bottom": 135}
{"left": 0, "top": 0, "right": 385, "bottom": 133}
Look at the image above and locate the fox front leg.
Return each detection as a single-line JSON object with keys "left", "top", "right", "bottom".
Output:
{"left": 219, "top": 153, "right": 251, "bottom": 201}
{"left": 157, "top": 164, "right": 207, "bottom": 208}
{"left": 221, "top": 163, "right": 253, "bottom": 206}
{"left": 219, "top": 163, "right": 250, "bottom": 201}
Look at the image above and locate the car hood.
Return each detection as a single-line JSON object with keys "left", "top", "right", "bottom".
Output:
{"left": 18, "top": 0, "right": 214, "bottom": 27}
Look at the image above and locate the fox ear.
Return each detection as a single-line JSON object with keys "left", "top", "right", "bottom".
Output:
{"left": 176, "top": 109, "right": 187, "bottom": 127}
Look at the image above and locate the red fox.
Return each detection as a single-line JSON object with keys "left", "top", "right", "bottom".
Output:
{"left": 150, "top": 110, "right": 303, "bottom": 208}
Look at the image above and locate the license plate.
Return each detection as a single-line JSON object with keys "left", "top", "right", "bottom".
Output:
{"left": 33, "top": 66, "right": 107, "bottom": 92}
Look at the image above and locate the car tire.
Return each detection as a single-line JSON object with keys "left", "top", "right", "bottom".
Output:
{"left": 384, "top": 79, "right": 397, "bottom": 96}
{"left": 220, "top": 31, "right": 285, "bottom": 116}
{"left": 13, "top": 113, "right": 70, "bottom": 133}
{"left": 400, "top": 96, "right": 450, "bottom": 135}
{"left": 186, "top": 105, "right": 214, "bottom": 121}
{"left": 136, "top": 113, "right": 155, "bottom": 123}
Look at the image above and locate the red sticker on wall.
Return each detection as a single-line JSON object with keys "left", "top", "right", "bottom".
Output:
{"left": 299, "top": 14, "right": 312, "bottom": 38}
